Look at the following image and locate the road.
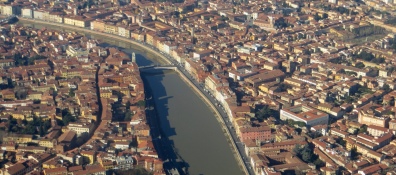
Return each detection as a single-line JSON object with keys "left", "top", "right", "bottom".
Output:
{"left": 17, "top": 17, "right": 253, "bottom": 175}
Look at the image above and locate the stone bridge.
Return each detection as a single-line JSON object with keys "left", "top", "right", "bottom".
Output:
{"left": 138, "top": 64, "right": 177, "bottom": 72}
{"left": 0, "top": 15, "right": 16, "bottom": 25}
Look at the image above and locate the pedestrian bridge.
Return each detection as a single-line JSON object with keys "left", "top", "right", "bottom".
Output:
{"left": 139, "top": 64, "right": 177, "bottom": 72}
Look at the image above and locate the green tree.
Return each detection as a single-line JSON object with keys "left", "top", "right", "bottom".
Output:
{"left": 255, "top": 106, "right": 273, "bottom": 121}
{"left": 61, "top": 109, "right": 76, "bottom": 125}
{"left": 69, "top": 89, "right": 75, "bottom": 97}
{"left": 124, "top": 110, "right": 133, "bottom": 121}
{"left": 22, "top": 124, "right": 37, "bottom": 134}
{"left": 314, "top": 13, "right": 321, "bottom": 21}
{"left": 278, "top": 83, "right": 292, "bottom": 92}
{"left": 323, "top": 13, "right": 328, "bottom": 19}
{"left": 7, "top": 78, "right": 14, "bottom": 89}
{"left": 355, "top": 62, "right": 365, "bottom": 68}
{"left": 63, "top": 114, "right": 76, "bottom": 126}
{"left": 39, "top": 125, "right": 45, "bottom": 137}
{"left": 350, "top": 147, "right": 359, "bottom": 160}
{"left": 294, "top": 144, "right": 314, "bottom": 162}
{"left": 313, "top": 158, "right": 325, "bottom": 167}
{"left": 382, "top": 84, "right": 391, "bottom": 92}
{"left": 344, "top": 96, "right": 354, "bottom": 103}
{"left": 137, "top": 100, "right": 146, "bottom": 108}
{"left": 358, "top": 125, "right": 367, "bottom": 133}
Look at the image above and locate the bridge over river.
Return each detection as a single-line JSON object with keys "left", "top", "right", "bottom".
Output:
{"left": 139, "top": 64, "right": 178, "bottom": 72}
{"left": 0, "top": 15, "right": 17, "bottom": 25}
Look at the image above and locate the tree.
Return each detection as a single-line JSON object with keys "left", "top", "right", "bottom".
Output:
{"left": 355, "top": 62, "right": 365, "bottom": 69}
{"left": 7, "top": 78, "right": 14, "bottom": 89}
{"left": 63, "top": 114, "right": 76, "bottom": 126}
{"left": 337, "top": 138, "right": 347, "bottom": 146}
{"left": 39, "top": 125, "right": 45, "bottom": 137}
{"left": 22, "top": 124, "right": 37, "bottom": 134}
{"left": 62, "top": 109, "right": 76, "bottom": 126}
{"left": 350, "top": 147, "right": 359, "bottom": 160}
{"left": 358, "top": 125, "right": 367, "bottom": 133}
{"left": 302, "top": 148, "right": 313, "bottom": 162}
{"left": 137, "top": 100, "right": 146, "bottom": 108}
{"left": 294, "top": 144, "right": 314, "bottom": 163}
{"left": 278, "top": 83, "right": 292, "bottom": 92}
{"left": 255, "top": 106, "right": 273, "bottom": 121}
{"left": 263, "top": 7, "right": 273, "bottom": 13}
{"left": 124, "top": 110, "right": 133, "bottom": 121}
{"left": 313, "top": 158, "right": 325, "bottom": 167}
{"left": 323, "top": 13, "right": 328, "bottom": 19}
{"left": 220, "top": 15, "right": 229, "bottom": 21}
{"left": 69, "top": 89, "right": 75, "bottom": 97}
{"left": 314, "top": 13, "right": 321, "bottom": 21}
{"left": 382, "top": 84, "right": 391, "bottom": 92}
{"left": 274, "top": 17, "right": 288, "bottom": 29}
{"left": 344, "top": 96, "right": 354, "bottom": 103}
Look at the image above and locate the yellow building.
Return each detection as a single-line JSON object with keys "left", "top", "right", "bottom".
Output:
{"left": 64, "top": 15, "right": 91, "bottom": 28}
{"left": 1, "top": 89, "right": 15, "bottom": 100}
{"left": 3, "top": 134, "right": 33, "bottom": 144}
{"left": 100, "top": 159, "right": 115, "bottom": 170}
{"left": 81, "top": 151, "right": 96, "bottom": 164}
{"left": 39, "top": 139, "right": 55, "bottom": 148}
{"left": 100, "top": 90, "right": 112, "bottom": 98}
{"left": 48, "top": 12, "right": 64, "bottom": 23}
{"left": 28, "top": 92, "right": 43, "bottom": 100}
{"left": 145, "top": 32, "right": 156, "bottom": 45}
{"left": 67, "top": 69, "right": 83, "bottom": 78}
{"left": 10, "top": 111, "right": 25, "bottom": 120}
{"left": 104, "top": 23, "right": 118, "bottom": 34}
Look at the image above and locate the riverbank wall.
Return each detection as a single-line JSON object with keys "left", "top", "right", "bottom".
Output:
{"left": 17, "top": 17, "right": 248, "bottom": 175}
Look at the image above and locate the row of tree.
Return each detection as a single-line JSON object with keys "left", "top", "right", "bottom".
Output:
{"left": 352, "top": 51, "right": 385, "bottom": 64}
{"left": 6, "top": 116, "right": 51, "bottom": 136}
{"left": 13, "top": 53, "right": 47, "bottom": 67}
{"left": 285, "top": 119, "right": 306, "bottom": 127}
{"left": 351, "top": 25, "right": 386, "bottom": 37}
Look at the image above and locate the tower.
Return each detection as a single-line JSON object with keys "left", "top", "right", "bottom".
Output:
{"left": 132, "top": 52, "right": 136, "bottom": 62}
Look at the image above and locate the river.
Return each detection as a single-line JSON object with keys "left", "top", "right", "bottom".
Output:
{"left": 18, "top": 22, "right": 243, "bottom": 175}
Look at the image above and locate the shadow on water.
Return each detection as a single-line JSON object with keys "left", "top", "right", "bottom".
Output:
{"left": 142, "top": 71, "right": 190, "bottom": 175}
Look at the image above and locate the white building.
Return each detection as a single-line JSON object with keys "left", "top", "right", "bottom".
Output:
{"left": 0, "top": 5, "right": 15, "bottom": 16}
{"left": 114, "top": 141, "right": 130, "bottom": 150}
{"left": 280, "top": 104, "right": 329, "bottom": 127}
{"left": 115, "top": 155, "right": 134, "bottom": 170}
{"left": 33, "top": 9, "right": 44, "bottom": 20}
{"left": 21, "top": 8, "right": 33, "bottom": 18}
{"left": 67, "top": 122, "right": 94, "bottom": 136}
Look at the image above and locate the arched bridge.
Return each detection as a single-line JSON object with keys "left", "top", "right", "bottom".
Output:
{"left": 139, "top": 64, "right": 177, "bottom": 72}
{"left": 0, "top": 15, "right": 16, "bottom": 25}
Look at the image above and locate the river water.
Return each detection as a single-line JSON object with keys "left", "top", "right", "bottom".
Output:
{"left": 18, "top": 22, "right": 243, "bottom": 175}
